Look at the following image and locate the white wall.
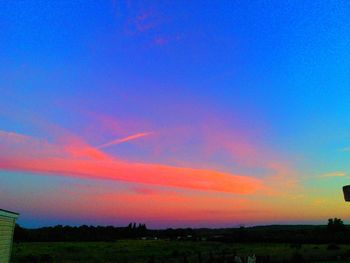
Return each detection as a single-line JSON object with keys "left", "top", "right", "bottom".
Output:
{"left": 0, "top": 214, "right": 16, "bottom": 263}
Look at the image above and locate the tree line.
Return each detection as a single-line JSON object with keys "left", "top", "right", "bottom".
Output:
{"left": 14, "top": 218, "right": 348, "bottom": 244}
{"left": 14, "top": 222, "right": 149, "bottom": 242}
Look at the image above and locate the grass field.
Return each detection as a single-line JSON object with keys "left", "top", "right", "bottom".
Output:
{"left": 11, "top": 240, "right": 350, "bottom": 262}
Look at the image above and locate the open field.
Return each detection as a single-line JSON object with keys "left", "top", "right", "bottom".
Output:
{"left": 11, "top": 240, "right": 350, "bottom": 262}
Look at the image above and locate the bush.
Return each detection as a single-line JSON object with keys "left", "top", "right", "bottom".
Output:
{"left": 291, "top": 251, "right": 304, "bottom": 262}
{"left": 171, "top": 249, "right": 179, "bottom": 257}
{"left": 346, "top": 249, "right": 350, "bottom": 257}
{"left": 290, "top": 243, "right": 302, "bottom": 249}
{"left": 20, "top": 254, "right": 40, "bottom": 263}
{"left": 40, "top": 254, "right": 53, "bottom": 262}
{"left": 327, "top": 243, "right": 340, "bottom": 250}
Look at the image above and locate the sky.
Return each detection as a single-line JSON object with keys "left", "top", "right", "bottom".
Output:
{"left": 0, "top": 1, "right": 350, "bottom": 228}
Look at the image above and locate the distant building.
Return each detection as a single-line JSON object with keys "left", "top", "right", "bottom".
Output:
{"left": 0, "top": 209, "right": 19, "bottom": 263}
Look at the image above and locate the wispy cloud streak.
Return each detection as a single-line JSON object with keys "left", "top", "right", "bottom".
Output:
{"left": 97, "top": 132, "right": 153, "bottom": 149}
{"left": 320, "top": 171, "right": 347, "bottom": 177}
{"left": 341, "top": 147, "right": 350, "bottom": 152}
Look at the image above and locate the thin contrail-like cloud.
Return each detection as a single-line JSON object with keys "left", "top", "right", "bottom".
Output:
{"left": 98, "top": 132, "right": 153, "bottom": 149}
{"left": 320, "top": 171, "right": 347, "bottom": 177}
{"left": 341, "top": 147, "right": 350, "bottom": 152}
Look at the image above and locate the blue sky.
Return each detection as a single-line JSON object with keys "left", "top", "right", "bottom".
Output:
{"left": 1, "top": 1, "right": 350, "bottom": 227}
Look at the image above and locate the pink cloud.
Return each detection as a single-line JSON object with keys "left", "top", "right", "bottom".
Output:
{"left": 153, "top": 34, "right": 182, "bottom": 46}
{"left": 24, "top": 183, "right": 273, "bottom": 226}
{"left": 0, "top": 130, "right": 266, "bottom": 194}
{"left": 154, "top": 37, "right": 168, "bottom": 46}
{"left": 135, "top": 12, "right": 157, "bottom": 32}
{"left": 92, "top": 191, "right": 267, "bottom": 222}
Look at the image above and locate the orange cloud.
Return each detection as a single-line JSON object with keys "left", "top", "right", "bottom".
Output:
{"left": 91, "top": 191, "right": 270, "bottom": 223}
{"left": 0, "top": 130, "right": 265, "bottom": 195}
{"left": 32, "top": 184, "right": 273, "bottom": 226}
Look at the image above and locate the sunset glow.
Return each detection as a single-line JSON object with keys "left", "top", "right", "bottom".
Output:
{"left": 1, "top": 1, "right": 350, "bottom": 228}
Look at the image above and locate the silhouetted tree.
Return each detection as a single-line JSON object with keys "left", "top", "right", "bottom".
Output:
{"left": 183, "top": 254, "right": 188, "bottom": 263}
{"left": 327, "top": 218, "right": 345, "bottom": 232}
{"left": 208, "top": 251, "right": 214, "bottom": 263}
{"left": 147, "top": 255, "right": 155, "bottom": 263}
{"left": 14, "top": 224, "right": 29, "bottom": 242}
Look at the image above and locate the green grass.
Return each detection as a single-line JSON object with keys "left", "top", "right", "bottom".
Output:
{"left": 11, "top": 240, "right": 350, "bottom": 262}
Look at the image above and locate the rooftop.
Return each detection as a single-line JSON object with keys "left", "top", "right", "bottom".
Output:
{"left": 0, "top": 208, "right": 19, "bottom": 219}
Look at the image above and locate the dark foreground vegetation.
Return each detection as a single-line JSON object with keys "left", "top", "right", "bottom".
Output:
{"left": 12, "top": 241, "right": 350, "bottom": 263}
{"left": 12, "top": 218, "right": 350, "bottom": 262}
{"left": 14, "top": 218, "right": 349, "bottom": 243}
